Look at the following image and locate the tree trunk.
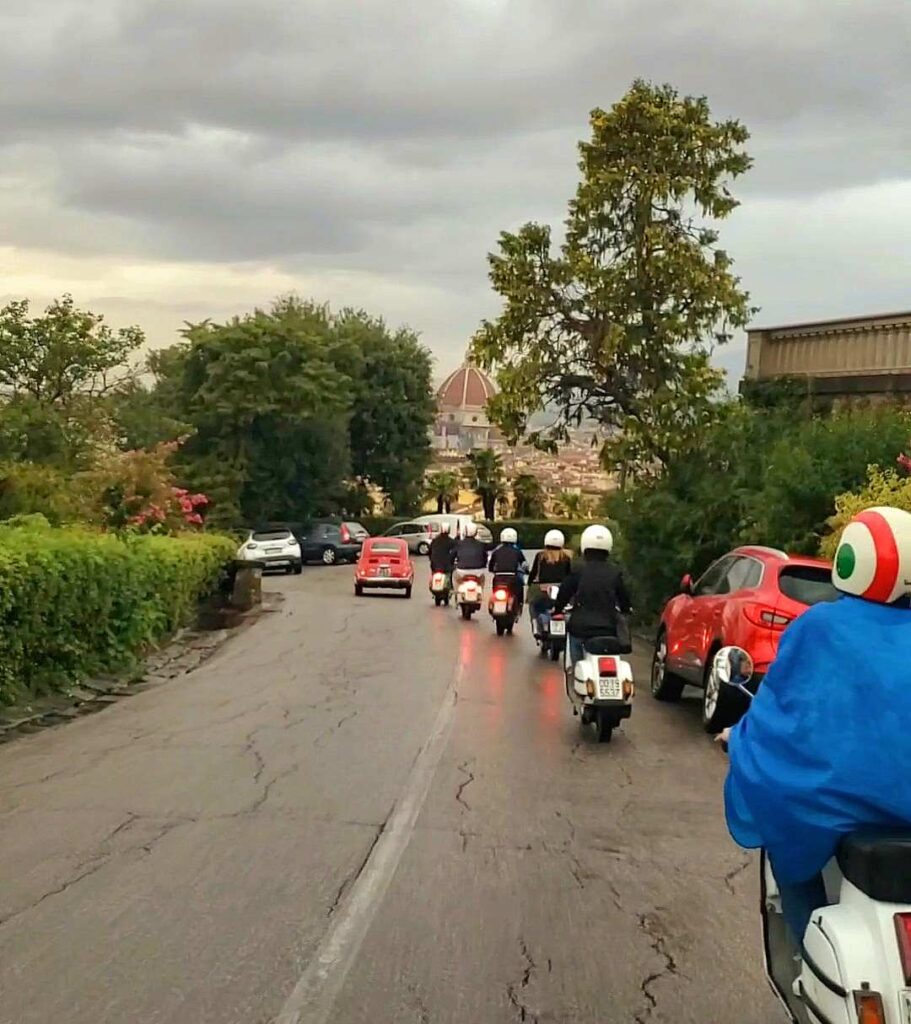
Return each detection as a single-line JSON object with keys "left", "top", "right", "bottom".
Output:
{"left": 483, "top": 494, "right": 495, "bottom": 520}
{"left": 436, "top": 496, "right": 444, "bottom": 514}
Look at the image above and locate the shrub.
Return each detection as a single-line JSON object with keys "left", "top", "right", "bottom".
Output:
{"left": 0, "top": 526, "right": 235, "bottom": 705}
{"left": 819, "top": 466, "right": 911, "bottom": 559}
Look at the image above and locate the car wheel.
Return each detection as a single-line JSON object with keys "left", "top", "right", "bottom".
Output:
{"left": 405, "top": 586, "right": 412, "bottom": 599}
{"left": 355, "top": 584, "right": 364, "bottom": 597}
{"left": 322, "top": 547, "right": 337, "bottom": 566}
{"left": 650, "top": 630, "right": 686, "bottom": 702}
{"left": 701, "top": 648, "right": 749, "bottom": 734}
{"left": 417, "top": 541, "right": 430, "bottom": 556}
{"left": 293, "top": 562, "right": 303, "bottom": 575}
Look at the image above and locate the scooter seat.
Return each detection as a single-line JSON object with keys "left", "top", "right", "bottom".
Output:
{"left": 837, "top": 828, "right": 911, "bottom": 903}
{"left": 583, "top": 635, "right": 632, "bottom": 656}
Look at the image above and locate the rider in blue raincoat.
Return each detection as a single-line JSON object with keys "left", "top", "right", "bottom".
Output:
{"left": 721, "top": 506, "right": 911, "bottom": 943}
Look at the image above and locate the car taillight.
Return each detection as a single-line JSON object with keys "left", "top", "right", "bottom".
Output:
{"left": 598, "top": 657, "right": 617, "bottom": 675}
{"left": 895, "top": 913, "right": 911, "bottom": 984}
{"left": 341, "top": 525, "right": 350, "bottom": 543}
{"left": 853, "top": 988, "right": 886, "bottom": 1024}
{"left": 743, "top": 603, "right": 792, "bottom": 630}
{"left": 494, "top": 589, "right": 508, "bottom": 601}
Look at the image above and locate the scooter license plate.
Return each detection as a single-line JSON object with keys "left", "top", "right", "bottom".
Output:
{"left": 494, "top": 601, "right": 507, "bottom": 615}
{"left": 597, "top": 677, "right": 622, "bottom": 700}
{"left": 549, "top": 620, "right": 565, "bottom": 636}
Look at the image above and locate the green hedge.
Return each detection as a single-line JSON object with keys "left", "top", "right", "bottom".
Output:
{"left": 359, "top": 515, "right": 601, "bottom": 550}
{"left": 0, "top": 526, "right": 235, "bottom": 705}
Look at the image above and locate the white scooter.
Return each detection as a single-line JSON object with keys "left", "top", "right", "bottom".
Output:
{"left": 455, "top": 572, "right": 483, "bottom": 621}
{"left": 564, "top": 620, "right": 634, "bottom": 743}
{"left": 716, "top": 647, "right": 911, "bottom": 1024}
{"left": 532, "top": 584, "right": 567, "bottom": 662}
{"left": 429, "top": 570, "right": 452, "bottom": 607}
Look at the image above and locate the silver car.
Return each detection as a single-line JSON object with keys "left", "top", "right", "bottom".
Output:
{"left": 381, "top": 521, "right": 434, "bottom": 556}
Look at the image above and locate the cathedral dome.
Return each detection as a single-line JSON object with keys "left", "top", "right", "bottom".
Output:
{"left": 436, "top": 361, "right": 497, "bottom": 411}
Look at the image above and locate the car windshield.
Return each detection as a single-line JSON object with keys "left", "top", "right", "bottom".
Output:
{"left": 779, "top": 566, "right": 839, "bottom": 606}
{"left": 252, "top": 531, "right": 292, "bottom": 542}
{"left": 368, "top": 543, "right": 403, "bottom": 554}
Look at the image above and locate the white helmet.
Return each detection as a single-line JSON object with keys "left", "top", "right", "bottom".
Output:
{"left": 500, "top": 527, "right": 518, "bottom": 544}
{"left": 544, "top": 529, "right": 565, "bottom": 549}
{"left": 464, "top": 521, "right": 478, "bottom": 538}
{"left": 833, "top": 506, "right": 911, "bottom": 603}
{"left": 439, "top": 521, "right": 451, "bottom": 535}
{"left": 580, "top": 523, "right": 613, "bottom": 554}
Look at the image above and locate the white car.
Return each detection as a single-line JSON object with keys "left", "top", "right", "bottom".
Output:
{"left": 238, "top": 529, "right": 303, "bottom": 574}
{"left": 411, "top": 514, "right": 494, "bottom": 546}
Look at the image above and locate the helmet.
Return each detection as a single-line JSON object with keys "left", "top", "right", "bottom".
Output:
{"left": 580, "top": 523, "right": 613, "bottom": 554}
{"left": 500, "top": 527, "right": 518, "bottom": 544}
{"left": 544, "top": 529, "right": 565, "bottom": 549}
{"left": 439, "top": 521, "right": 451, "bottom": 535}
{"left": 464, "top": 521, "right": 478, "bottom": 538}
{"left": 832, "top": 506, "right": 911, "bottom": 603}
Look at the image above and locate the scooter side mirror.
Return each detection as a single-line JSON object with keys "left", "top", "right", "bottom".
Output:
{"left": 714, "top": 646, "right": 754, "bottom": 694}
{"left": 680, "top": 574, "right": 694, "bottom": 595}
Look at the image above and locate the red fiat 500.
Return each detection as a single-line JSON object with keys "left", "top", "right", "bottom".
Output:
{"left": 650, "top": 546, "right": 838, "bottom": 732}
{"left": 354, "top": 538, "right": 415, "bottom": 598}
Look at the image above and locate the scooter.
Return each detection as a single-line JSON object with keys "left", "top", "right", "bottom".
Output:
{"left": 715, "top": 646, "right": 911, "bottom": 1024}
{"left": 429, "top": 570, "right": 452, "bottom": 607}
{"left": 489, "top": 572, "right": 520, "bottom": 637}
{"left": 564, "top": 618, "right": 634, "bottom": 743}
{"left": 532, "top": 584, "right": 566, "bottom": 661}
{"left": 455, "top": 572, "right": 483, "bottom": 621}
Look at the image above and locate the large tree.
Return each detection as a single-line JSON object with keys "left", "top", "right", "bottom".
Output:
{"left": 426, "top": 469, "right": 461, "bottom": 514}
{"left": 511, "top": 472, "right": 546, "bottom": 518}
{"left": 463, "top": 448, "right": 506, "bottom": 521}
{"left": 471, "top": 80, "right": 754, "bottom": 479}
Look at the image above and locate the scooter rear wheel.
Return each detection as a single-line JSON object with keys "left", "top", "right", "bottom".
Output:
{"left": 594, "top": 711, "right": 613, "bottom": 744}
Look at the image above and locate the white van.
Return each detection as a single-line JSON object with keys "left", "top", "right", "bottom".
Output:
{"left": 412, "top": 514, "right": 494, "bottom": 545}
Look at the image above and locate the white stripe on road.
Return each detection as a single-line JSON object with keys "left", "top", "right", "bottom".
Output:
{"left": 273, "top": 655, "right": 466, "bottom": 1024}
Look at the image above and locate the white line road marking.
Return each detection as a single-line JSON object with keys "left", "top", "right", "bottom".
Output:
{"left": 273, "top": 656, "right": 466, "bottom": 1024}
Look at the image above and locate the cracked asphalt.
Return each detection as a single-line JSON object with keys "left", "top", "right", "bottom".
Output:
{"left": 0, "top": 563, "right": 778, "bottom": 1023}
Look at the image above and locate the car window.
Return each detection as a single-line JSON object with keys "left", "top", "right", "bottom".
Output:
{"left": 725, "top": 556, "right": 763, "bottom": 593}
{"left": 779, "top": 566, "right": 839, "bottom": 607}
{"left": 693, "top": 556, "right": 735, "bottom": 597}
{"left": 252, "top": 530, "right": 292, "bottom": 542}
{"left": 369, "top": 542, "right": 404, "bottom": 555}
{"left": 385, "top": 525, "right": 402, "bottom": 536}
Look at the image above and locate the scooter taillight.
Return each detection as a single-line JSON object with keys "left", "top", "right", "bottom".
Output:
{"left": 494, "top": 589, "right": 508, "bottom": 601}
{"left": 598, "top": 657, "right": 617, "bottom": 675}
{"left": 853, "top": 988, "right": 886, "bottom": 1024}
{"left": 895, "top": 913, "right": 911, "bottom": 984}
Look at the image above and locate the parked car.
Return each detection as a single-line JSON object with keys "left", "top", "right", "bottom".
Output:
{"left": 354, "top": 538, "right": 414, "bottom": 597}
{"left": 411, "top": 514, "right": 494, "bottom": 547}
{"left": 381, "top": 521, "right": 434, "bottom": 556}
{"left": 238, "top": 529, "right": 302, "bottom": 574}
{"left": 650, "top": 546, "right": 838, "bottom": 733}
{"left": 297, "top": 521, "right": 364, "bottom": 565}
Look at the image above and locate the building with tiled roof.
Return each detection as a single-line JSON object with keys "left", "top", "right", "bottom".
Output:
{"left": 431, "top": 357, "right": 500, "bottom": 452}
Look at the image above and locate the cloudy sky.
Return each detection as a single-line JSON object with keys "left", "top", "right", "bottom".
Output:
{"left": 2, "top": 0, "right": 909, "bottom": 384}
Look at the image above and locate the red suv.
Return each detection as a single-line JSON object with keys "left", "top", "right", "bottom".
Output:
{"left": 650, "top": 546, "right": 838, "bottom": 732}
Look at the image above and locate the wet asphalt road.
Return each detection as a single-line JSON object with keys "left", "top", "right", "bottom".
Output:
{"left": 0, "top": 562, "right": 779, "bottom": 1023}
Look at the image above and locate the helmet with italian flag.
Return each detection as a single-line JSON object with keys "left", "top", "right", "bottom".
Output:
{"left": 832, "top": 506, "right": 911, "bottom": 603}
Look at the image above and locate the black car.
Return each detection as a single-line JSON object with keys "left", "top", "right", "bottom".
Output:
{"left": 297, "top": 521, "right": 365, "bottom": 565}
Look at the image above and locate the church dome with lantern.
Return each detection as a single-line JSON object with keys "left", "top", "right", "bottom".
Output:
{"left": 432, "top": 357, "right": 500, "bottom": 452}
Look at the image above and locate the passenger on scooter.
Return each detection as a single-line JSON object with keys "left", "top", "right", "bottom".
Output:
{"left": 453, "top": 522, "right": 487, "bottom": 589}
{"left": 488, "top": 527, "right": 528, "bottom": 614}
{"left": 720, "top": 506, "right": 911, "bottom": 945}
{"left": 553, "top": 524, "right": 632, "bottom": 665}
{"left": 429, "top": 521, "right": 456, "bottom": 584}
{"left": 527, "top": 529, "right": 573, "bottom": 635}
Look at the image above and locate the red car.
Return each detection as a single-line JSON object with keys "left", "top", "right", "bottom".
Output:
{"left": 650, "top": 546, "right": 838, "bottom": 732}
{"left": 354, "top": 538, "right": 414, "bottom": 598}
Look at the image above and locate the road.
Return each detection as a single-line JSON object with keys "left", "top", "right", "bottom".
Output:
{"left": 0, "top": 562, "right": 779, "bottom": 1024}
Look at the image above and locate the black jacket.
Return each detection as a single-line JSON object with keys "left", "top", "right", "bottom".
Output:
{"left": 429, "top": 535, "right": 456, "bottom": 572}
{"left": 488, "top": 544, "right": 527, "bottom": 575}
{"left": 454, "top": 537, "right": 487, "bottom": 570}
{"left": 529, "top": 551, "right": 573, "bottom": 585}
{"left": 554, "top": 556, "right": 632, "bottom": 639}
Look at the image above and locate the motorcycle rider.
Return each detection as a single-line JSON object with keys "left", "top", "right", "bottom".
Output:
{"left": 487, "top": 527, "right": 529, "bottom": 614}
{"left": 527, "top": 529, "right": 573, "bottom": 635}
{"left": 553, "top": 524, "right": 632, "bottom": 665}
{"left": 720, "top": 506, "right": 911, "bottom": 945}
{"left": 428, "top": 521, "right": 456, "bottom": 586}
{"left": 453, "top": 521, "right": 488, "bottom": 590}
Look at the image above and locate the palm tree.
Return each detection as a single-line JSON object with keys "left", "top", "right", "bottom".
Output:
{"left": 425, "top": 470, "right": 461, "bottom": 514}
{"left": 463, "top": 448, "right": 506, "bottom": 521}
{"left": 554, "top": 490, "right": 592, "bottom": 519}
{"left": 511, "top": 472, "right": 545, "bottom": 518}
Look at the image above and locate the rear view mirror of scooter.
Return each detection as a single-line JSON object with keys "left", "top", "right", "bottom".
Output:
{"left": 713, "top": 646, "right": 754, "bottom": 699}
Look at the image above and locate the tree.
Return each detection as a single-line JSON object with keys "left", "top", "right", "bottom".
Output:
{"left": 554, "top": 491, "right": 592, "bottom": 519}
{"left": 471, "top": 80, "right": 753, "bottom": 479}
{"left": 0, "top": 295, "right": 142, "bottom": 404}
{"left": 426, "top": 470, "right": 461, "bottom": 514}
{"left": 511, "top": 472, "right": 546, "bottom": 518}
{"left": 463, "top": 448, "right": 506, "bottom": 520}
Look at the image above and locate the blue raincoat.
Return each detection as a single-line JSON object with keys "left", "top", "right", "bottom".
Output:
{"left": 725, "top": 594, "right": 911, "bottom": 884}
